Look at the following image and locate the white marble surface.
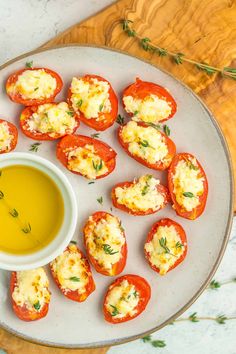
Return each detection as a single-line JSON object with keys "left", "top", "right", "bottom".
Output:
{"left": 0, "top": 1, "right": 235, "bottom": 353}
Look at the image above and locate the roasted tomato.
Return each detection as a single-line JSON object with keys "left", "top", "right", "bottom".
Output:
{"left": 122, "top": 78, "right": 177, "bottom": 124}
{"left": 68, "top": 74, "right": 118, "bottom": 131}
{"left": 111, "top": 174, "right": 169, "bottom": 216}
{"left": 20, "top": 102, "right": 79, "bottom": 141}
{"left": 144, "top": 218, "right": 187, "bottom": 275}
{"left": 57, "top": 134, "right": 117, "bottom": 179}
{"left": 50, "top": 243, "right": 95, "bottom": 302}
{"left": 6, "top": 67, "right": 63, "bottom": 106}
{"left": 118, "top": 121, "right": 176, "bottom": 170}
{"left": 103, "top": 274, "right": 151, "bottom": 324}
{"left": 0, "top": 119, "right": 18, "bottom": 153}
{"left": 83, "top": 211, "right": 127, "bottom": 276}
{"left": 168, "top": 153, "right": 208, "bottom": 220}
{"left": 10, "top": 268, "right": 50, "bottom": 321}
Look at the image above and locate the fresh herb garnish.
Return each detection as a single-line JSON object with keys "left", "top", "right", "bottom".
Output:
{"left": 67, "top": 111, "right": 74, "bottom": 116}
{"left": 102, "top": 244, "right": 118, "bottom": 255}
{"left": 183, "top": 192, "right": 194, "bottom": 198}
{"left": 146, "top": 122, "right": 161, "bottom": 130}
{"left": 92, "top": 160, "right": 103, "bottom": 172}
{"left": 188, "top": 161, "right": 198, "bottom": 170}
{"left": 0, "top": 191, "right": 4, "bottom": 199}
{"left": 22, "top": 223, "right": 31, "bottom": 234}
{"left": 142, "top": 335, "right": 152, "bottom": 343}
{"left": 88, "top": 181, "right": 95, "bottom": 185}
{"left": 97, "top": 196, "right": 103, "bottom": 205}
{"left": 77, "top": 99, "right": 83, "bottom": 107}
{"left": 110, "top": 304, "right": 119, "bottom": 316}
{"left": 116, "top": 114, "right": 125, "bottom": 126}
{"left": 69, "top": 276, "right": 80, "bottom": 282}
{"left": 189, "top": 312, "right": 199, "bottom": 322}
{"left": 175, "top": 241, "right": 184, "bottom": 249}
{"left": 90, "top": 133, "right": 100, "bottom": 139}
{"left": 159, "top": 237, "right": 177, "bottom": 257}
{"left": 70, "top": 240, "right": 77, "bottom": 245}
{"left": 141, "top": 184, "right": 149, "bottom": 196}
{"left": 26, "top": 60, "right": 33, "bottom": 68}
{"left": 151, "top": 340, "right": 166, "bottom": 348}
{"left": 139, "top": 140, "right": 153, "bottom": 148}
{"left": 33, "top": 301, "right": 41, "bottom": 311}
{"left": 34, "top": 87, "right": 39, "bottom": 91}
{"left": 133, "top": 290, "right": 138, "bottom": 298}
{"left": 209, "top": 279, "right": 221, "bottom": 289}
{"left": 216, "top": 315, "right": 228, "bottom": 324}
{"left": 9, "top": 208, "right": 19, "bottom": 218}
{"left": 99, "top": 103, "right": 104, "bottom": 112}
{"left": 29, "top": 142, "right": 41, "bottom": 153}
{"left": 133, "top": 110, "right": 139, "bottom": 115}
{"left": 163, "top": 124, "right": 170, "bottom": 136}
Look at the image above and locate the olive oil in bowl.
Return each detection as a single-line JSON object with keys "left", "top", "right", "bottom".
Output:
{"left": 0, "top": 165, "right": 64, "bottom": 255}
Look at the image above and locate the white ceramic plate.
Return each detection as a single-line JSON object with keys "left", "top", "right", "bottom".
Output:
{"left": 0, "top": 45, "right": 233, "bottom": 348}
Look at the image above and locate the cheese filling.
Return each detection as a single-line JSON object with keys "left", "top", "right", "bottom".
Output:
{"left": 51, "top": 245, "right": 90, "bottom": 293}
{"left": 0, "top": 122, "right": 13, "bottom": 152}
{"left": 26, "top": 102, "right": 77, "bottom": 137}
{"left": 123, "top": 94, "right": 172, "bottom": 123}
{"left": 10, "top": 69, "right": 57, "bottom": 99}
{"left": 105, "top": 280, "right": 139, "bottom": 319}
{"left": 120, "top": 121, "right": 169, "bottom": 164}
{"left": 12, "top": 268, "right": 50, "bottom": 310}
{"left": 86, "top": 214, "right": 125, "bottom": 271}
{"left": 115, "top": 175, "right": 165, "bottom": 212}
{"left": 66, "top": 144, "right": 108, "bottom": 179}
{"left": 173, "top": 158, "right": 204, "bottom": 211}
{"left": 70, "top": 77, "right": 111, "bottom": 119}
{"left": 144, "top": 225, "right": 186, "bottom": 275}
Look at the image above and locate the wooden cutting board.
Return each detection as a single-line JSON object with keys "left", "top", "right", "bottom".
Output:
{"left": 1, "top": 0, "right": 235, "bottom": 353}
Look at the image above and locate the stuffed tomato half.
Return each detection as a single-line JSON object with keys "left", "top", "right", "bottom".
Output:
{"left": 0, "top": 119, "right": 18, "bottom": 153}
{"left": 68, "top": 74, "right": 118, "bottom": 131}
{"left": 84, "top": 211, "right": 127, "bottom": 276}
{"left": 56, "top": 134, "right": 117, "bottom": 179}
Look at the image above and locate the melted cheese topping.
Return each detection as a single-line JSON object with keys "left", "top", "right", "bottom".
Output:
{"left": 120, "top": 121, "right": 169, "bottom": 164}
{"left": 70, "top": 77, "right": 111, "bottom": 119}
{"left": 114, "top": 175, "right": 165, "bottom": 212}
{"left": 85, "top": 214, "right": 125, "bottom": 271}
{"left": 12, "top": 268, "right": 50, "bottom": 310}
{"left": 50, "top": 244, "right": 89, "bottom": 293}
{"left": 145, "top": 225, "right": 186, "bottom": 275}
{"left": 0, "top": 122, "right": 13, "bottom": 152}
{"left": 66, "top": 144, "right": 108, "bottom": 179}
{"left": 105, "top": 280, "right": 139, "bottom": 319}
{"left": 173, "top": 158, "right": 204, "bottom": 211}
{"left": 26, "top": 102, "right": 77, "bottom": 137}
{"left": 9, "top": 69, "right": 57, "bottom": 99}
{"left": 123, "top": 94, "right": 172, "bottom": 123}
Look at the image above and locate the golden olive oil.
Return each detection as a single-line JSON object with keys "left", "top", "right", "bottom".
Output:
{"left": 0, "top": 165, "right": 64, "bottom": 254}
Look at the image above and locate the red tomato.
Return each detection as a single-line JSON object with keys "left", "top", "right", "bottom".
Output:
{"left": 10, "top": 271, "right": 50, "bottom": 321}
{"left": 144, "top": 218, "right": 187, "bottom": 275}
{"left": 83, "top": 211, "right": 127, "bottom": 276}
{"left": 67, "top": 74, "right": 118, "bottom": 131}
{"left": 122, "top": 78, "right": 177, "bottom": 123}
{"left": 111, "top": 177, "right": 170, "bottom": 216}
{"left": 118, "top": 121, "right": 176, "bottom": 170}
{"left": 6, "top": 67, "right": 63, "bottom": 106}
{"left": 56, "top": 134, "right": 117, "bottom": 179}
{"left": 0, "top": 119, "right": 18, "bottom": 153}
{"left": 103, "top": 274, "right": 151, "bottom": 324}
{"left": 20, "top": 104, "right": 79, "bottom": 141}
{"left": 168, "top": 153, "right": 208, "bottom": 220}
{"left": 50, "top": 244, "right": 95, "bottom": 302}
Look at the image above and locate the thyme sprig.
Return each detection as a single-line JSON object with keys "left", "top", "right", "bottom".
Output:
{"left": 121, "top": 19, "right": 236, "bottom": 80}
{"left": 29, "top": 142, "right": 41, "bottom": 152}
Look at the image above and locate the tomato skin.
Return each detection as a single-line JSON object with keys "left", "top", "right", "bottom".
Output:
{"left": 111, "top": 180, "right": 170, "bottom": 216}
{"left": 10, "top": 272, "right": 49, "bottom": 321}
{"left": 168, "top": 153, "right": 208, "bottom": 220}
{"left": 118, "top": 122, "right": 176, "bottom": 170}
{"left": 122, "top": 78, "right": 177, "bottom": 123}
{"left": 6, "top": 67, "right": 63, "bottom": 106}
{"left": 83, "top": 211, "right": 127, "bottom": 276}
{"left": 103, "top": 274, "right": 151, "bottom": 324}
{"left": 67, "top": 74, "right": 118, "bottom": 131}
{"left": 19, "top": 104, "right": 80, "bottom": 141}
{"left": 0, "top": 119, "right": 18, "bottom": 153}
{"left": 50, "top": 245, "right": 95, "bottom": 302}
{"left": 56, "top": 134, "right": 117, "bottom": 179}
{"left": 144, "top": 218, "right": 187, "bottom": 274}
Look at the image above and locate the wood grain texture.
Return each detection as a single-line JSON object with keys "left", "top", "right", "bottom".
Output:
{"left": 43, "top": 0, "right": 236, "bottom": 208}
{"left": 1, "top": 0, "right": 235, "bottom": 353}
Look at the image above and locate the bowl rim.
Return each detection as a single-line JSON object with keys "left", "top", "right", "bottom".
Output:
{"left": 0, "top": 43, "right": 234, "bottom": 349}
{"left": 0, "top": 151, "right": 78, "bottom": 270}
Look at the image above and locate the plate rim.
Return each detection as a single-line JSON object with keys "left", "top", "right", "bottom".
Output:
{"left": 0, "top": 43, "right": 234, "bottom": 349}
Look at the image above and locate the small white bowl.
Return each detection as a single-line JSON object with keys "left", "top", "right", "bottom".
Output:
{"left": 0, "top": 152, "right": 78, "bottom": 271}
